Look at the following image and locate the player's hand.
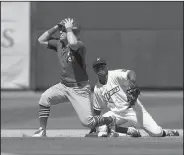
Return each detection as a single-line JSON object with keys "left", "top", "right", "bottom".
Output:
{"left": 126, "top": 80, "right": 140, "bottom": 107}
{"left": 63, "top": 18, "right": 73, "bottom": 29}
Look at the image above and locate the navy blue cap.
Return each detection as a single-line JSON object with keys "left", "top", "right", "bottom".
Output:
{"left": 93, "top": 57, "right": 107, "bottom": 68}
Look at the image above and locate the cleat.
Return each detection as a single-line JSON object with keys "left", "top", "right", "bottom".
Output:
{"left": 32, "top": 127, "right": 46, "bottom": 137}
{"left": 85, "top": 128, "right": 98, "bottom": 137}
{"left": 85, "top": 132, "right": 98, "bottom": 137}
{"left": 85, "top": 129, "right": 98, "bottom": 137}
{"left": 98, "top": 131, "right": 108, "bottom": 137}
{"left": 98, "top": 126, "right": 109, "bottom": 137}
{"left": 98, "top": 130, "right": 119, "bottom": 137}
{"left": 127, "top": 127, "right": 141, "bottom": 137}
{"left": 109, "top": 130, "right": 119, "bottom": 137}
{"left": 97, "top": 116, "right": 117, "bottom": 138}
{"left": 165, "top": 130, "right": 179, "bottom": 136}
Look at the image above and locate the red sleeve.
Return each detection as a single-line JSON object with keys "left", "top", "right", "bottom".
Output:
{"left": 48, "top": 38, "right": 59, "bottom": 51}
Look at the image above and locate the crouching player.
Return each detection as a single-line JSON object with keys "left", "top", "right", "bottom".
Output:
{"left": 86, "top": 57, "right": 179, "bottom": 137}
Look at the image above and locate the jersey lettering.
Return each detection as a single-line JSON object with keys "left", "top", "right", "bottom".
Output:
{"left": 103, "top": 86, "right": 120, "bottom": 103}
{"left": 66, "top": 51, "right": 75, "bottom": 63}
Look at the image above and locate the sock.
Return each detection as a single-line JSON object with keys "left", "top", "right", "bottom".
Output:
{"left": 93, "top": 116, "right": 113, "bottom": 127}
{"left": 115, "top": 126, "right": 128, "bottom": 134}
{"left": 38, "top": 104, "right": 50, "bottom": 130}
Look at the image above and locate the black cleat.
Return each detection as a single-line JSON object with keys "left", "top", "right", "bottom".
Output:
{"left": 165, "top": 130, "right": 179, "bottom": 136}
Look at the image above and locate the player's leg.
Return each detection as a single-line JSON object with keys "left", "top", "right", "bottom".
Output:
{"left": 33, "top": 83, "right": 68, "bottom": 137}
{"left": 132, "top": 99, "right": 179, "bottom": 137}
{"left": 97, "top": 111, "right": 141, "bottom": 137}
{"left": 65, "top": 82, "right": 115, "bottom": 130}
{"left": 96, "top": 111, "right": 118, "bottom": 137}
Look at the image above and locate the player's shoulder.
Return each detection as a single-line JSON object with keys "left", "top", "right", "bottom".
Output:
{"left": 108, "top": 69, "right": 130, "bottom": 80}
{"left": 108, "top": 69, "right": 128, "bottom": 75}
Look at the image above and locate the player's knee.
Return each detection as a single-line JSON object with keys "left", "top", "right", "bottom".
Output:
{"left": 145, "top": 126, "right": 164, "bottom": 137}
{"left": 39, "top": 91, "right": 51, "bottom": 107}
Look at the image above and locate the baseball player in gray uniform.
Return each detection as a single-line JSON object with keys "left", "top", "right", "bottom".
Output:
{"left": 33, "top": 18, "right": 115, "bottom": 137}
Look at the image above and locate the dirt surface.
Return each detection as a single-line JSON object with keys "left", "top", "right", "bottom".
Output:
{"left": 1, "top": 137, "right": 183, "bottom": 155}
{"left": 1, "top": 91, "right": 183, "bottom": 155}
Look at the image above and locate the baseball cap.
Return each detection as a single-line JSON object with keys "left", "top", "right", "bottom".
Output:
{"left": 93, "top": 57, "right": 107, "bottom": 68}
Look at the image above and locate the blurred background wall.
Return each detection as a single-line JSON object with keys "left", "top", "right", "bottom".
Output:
{"left": 1, "top": 2, "right": 30, "bottom": 89}
{"left": 1, "top": 2, "right": 183, "bottom": 90}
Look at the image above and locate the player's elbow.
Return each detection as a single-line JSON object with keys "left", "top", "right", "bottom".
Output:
{"left": 69, "top": 42, "right": 78, "bottom": 50}
{"left": 127, "top": 70, "right": 136, "bottom": 81}
{"left": 69, "top": 39, "right": 78, "bottom": 45}
{"left": 38, "top": 37, "right": 44, "bottom": 44}
{"left": 38, "top": 37, "right": 48, "bottom": 46}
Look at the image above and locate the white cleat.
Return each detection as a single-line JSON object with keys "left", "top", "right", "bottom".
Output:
{"left": 98, "top": 130, "right": 119, "bottom": 137}
{"left": 109, "top": 130, "right": 119, "bottom": 137}
{"left": 98, "top": 131, "right": 109, "bottom": 137}
{"left": 32, "top": 127, "right": 46, "bottom": 137}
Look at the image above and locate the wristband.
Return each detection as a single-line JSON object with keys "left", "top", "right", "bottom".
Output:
{"left": 57, "top": 23, "right": 63, "bottom": 28}
{"left": 66, "top": 27, "right": 73, "bottom": 33}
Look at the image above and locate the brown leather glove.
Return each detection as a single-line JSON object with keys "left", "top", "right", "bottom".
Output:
{"left": 126, "top": 80, "right": 140, "bottom": 107}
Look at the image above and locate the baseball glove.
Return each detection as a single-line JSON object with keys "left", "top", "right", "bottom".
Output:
{"left": 126, "top": 80, "right": 140, "bottom": 107}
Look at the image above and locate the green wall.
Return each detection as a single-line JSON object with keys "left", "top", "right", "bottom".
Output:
{"left": 30, "top": 2, "right": 183, "bottom": 90}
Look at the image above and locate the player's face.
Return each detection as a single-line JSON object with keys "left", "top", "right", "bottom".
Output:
{"left": 59, "top": 31, "right": 67, "bottom": 40}
{"left": 93, "top": 64, "right": 108, "bottom": 76}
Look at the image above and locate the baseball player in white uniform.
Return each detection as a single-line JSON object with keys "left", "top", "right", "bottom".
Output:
{"left": 90, "top": 57, "right": 179, "bottom": 137}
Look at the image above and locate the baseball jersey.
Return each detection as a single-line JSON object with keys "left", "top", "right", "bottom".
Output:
{"left": 48, "top": 38, "right": 88, "bottom": 83}
{"left": 93, "top": 69, "right": 135, "bottom": 113}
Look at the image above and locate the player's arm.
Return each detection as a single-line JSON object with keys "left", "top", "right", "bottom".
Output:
{"left": 63, "top": 18, "right": 81, "bottom": 51}
{"left": 93, "top": 89, "right": 105, "bottom": 113}
{"left": 38, "top": 25, "right": 60, "bottom": 47}
{"left": 88, "top": 89, "right": 104, "bottom": 134}
{"left": 116, "top": 69, "right": 138, "bottom": 89}
{"left": 127, "top": 70, "right": 136, "bottom": 83}
{"left": 116, "top": 69, "right": 140, "bottom": 106}
{"left": 93, "top": 90, "right": 102, "bottom": 115}
{"left": 115, "top": 69, "right": 136, "bottom": 81}
{"left": 66, "top": 28, "right": 79, "bottom": 50}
